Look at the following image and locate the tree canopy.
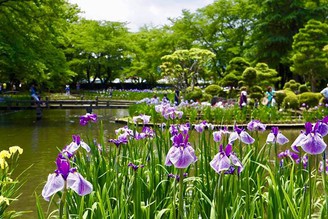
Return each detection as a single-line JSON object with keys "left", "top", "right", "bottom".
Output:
{"left": 1, "top": 0, "right": 327, "bottom": 91}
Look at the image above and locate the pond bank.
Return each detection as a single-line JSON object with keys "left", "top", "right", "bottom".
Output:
{"left": 115, "top": 117, "right": 306, "bottom": 129}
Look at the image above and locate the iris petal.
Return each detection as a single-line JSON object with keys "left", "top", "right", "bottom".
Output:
{"left": 67, "top": 172, "right": 93, "bottom": 196}
{"left": 301, "top": 134, "right": 327, "bottom": 155}
{"left": 213, "top": 131, "right": 222, "bottom": 142}
{"left": 167, "top": 147, "right": 195, "bottom": 168}
{"left": 240, "top": 131, "right": 255, "bottom": 144}
{"left": 266, "top": 133, "right": 275, "bottom": 143}
{"left": 80, "top": 142, "right": 91, "bottom": 153}
{"left": 276, "top": 133, "right": 289, "bottom": 145}
{"left": 228, "top": 132, "right": 238, "bottom": 143}
{"left": 42, "top": 174, "right": 65, "bottom": 201}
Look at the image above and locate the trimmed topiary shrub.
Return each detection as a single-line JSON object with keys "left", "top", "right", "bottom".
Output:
{"left": 290, "top": 82, "right": 300, "bottom": 93}
{"left": 204, "top": 84, "right": 222, "bottom": 96}
{"left": 201, "top": 93, "right": 212, "bottom": 102}
{"left": 298, "top": 92, "right": 322, "bottom": 108}
{"left": 283, "top": 82, "right": 291, "bottom": 89}
{"left": 184, "top": 86, "right": 203, "bottom": 101}
{"left": 250, "top": 85, "right": 263, "bottom": 93}
{"left": 274, "top": 90, "right": 287, "bottom": 107}
{"left": 282, "top": 90, "right": 299, "bottom": 109}
{"left": 299, "top": 84, "right": 309, "bottom": 94}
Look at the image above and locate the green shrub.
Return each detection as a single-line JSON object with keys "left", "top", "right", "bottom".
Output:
{"left": 282, "top": 90, "right": 299, "bottom": 109}
{"left": 290, "top": 82, "right": 300, "bottom": 93}
{"left": 249, "top": 92, "right": 263, "bottom": 101}
{"left": 298, "top": 84, "right": 309, "bottom": 93}
{"left": 275, "top": 90, "right": 287, "bottom": 107}
{"left": 250, "top": 85, "right": 263, "bottom": 93}
{"left": 283, "top": 82, "right": 291, "bottom": 89}
{"left": 201, "top": 93, "right": 212, "bottom": 102}
{"left": 204, "top": 84, "right": 222, "bottom": 96}
{"left": 184, "top": 86, "right": 203, "bottom": 101}
{"left": 298, "top": 92, "right": 321, "bottom": 108}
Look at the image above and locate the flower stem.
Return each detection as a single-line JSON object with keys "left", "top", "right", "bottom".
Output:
{"left": 59, "top": 186, "right": 67, "bottom": 219}
{"left": 323, "top": 152, "right": 328, "bottom": 217}
{"left": 308, "top": 156, "right": 312, "bottom": 218}
{"left": 178, "top": 169, "right": 184, "bottom": 219}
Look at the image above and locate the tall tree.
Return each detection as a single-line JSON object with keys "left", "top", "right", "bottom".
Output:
{"left": 160, "top": 48, "right": 215, "bottom": 90}
{"left": 249, "top": 0, "right": 328, "bottom": 85}
{"left": 0, "top": 0, "right": 79, "bottom": 88}
{"left": 125, "top": 26, "right": 174, "bottom": 84}
{"left": 170, "top": 0, "right": 257, "bottom": 79}
{"left": 290, "top": 20, "right": 328, "bottom": 91}
{"left": 66, "top": 19, "right": 131, "bottom": 85}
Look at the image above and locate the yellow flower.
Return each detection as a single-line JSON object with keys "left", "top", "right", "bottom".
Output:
{"left": 9, "top": 146, "right": 23, "bottom": 155}
{"left": 0, "top": 150, "right": 11, "bottom": 159}
{"left": 0, "top": 195, "right": 10, "bottom": 205}
{"left": 0, "top": 158, "right": 8, "bottom": 169}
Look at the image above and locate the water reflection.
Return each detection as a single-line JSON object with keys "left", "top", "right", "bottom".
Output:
{"left": 0, "top": 108, "right": 128, "bottom": 219}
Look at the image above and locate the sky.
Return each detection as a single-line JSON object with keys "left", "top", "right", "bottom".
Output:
{"left": 69, "top": 0, "right": 214, "bottom": 32}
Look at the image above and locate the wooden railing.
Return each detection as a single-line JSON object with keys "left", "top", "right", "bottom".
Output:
{"left": 0, "top": 97, "right": 136, "bottom": 110}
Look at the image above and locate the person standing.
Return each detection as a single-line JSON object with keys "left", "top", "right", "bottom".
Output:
{"left": 30, "top": 84, "right": 40, "bottom": 102}
{"left": 174, "top": 89, "right": 180, "bottom": 106}
{"left": 239, "top": 87, "right": 247, "bottom": 109}
{"left": 320, "top": 83, "right": 328, "bottom": 104}
{"left": 265, "top": 86, "right": 276, "bottom": 107}
{"left": 65, "top": 85, "right": 70, "bottom": 95}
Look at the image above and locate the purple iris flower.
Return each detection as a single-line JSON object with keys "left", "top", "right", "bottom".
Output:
{"left": 80, "top": 113, "right": 97, "bottom": 126}
{"left": 179, "top": 123, "right": 190, "bottom": 135}
{"left": 168, "top": 172, "right": 188, "bottom": 182}
{"left": 266, "top": 127, "right": 289, "bottom": 145}
{"left": 213, "top": 127, "right": 230, "bottom": 143}
{"left": 169, "top": 125, "right": 179, "bottom": 136}
{"left": 213, "top": 131, "right": 223, "bottom": 142}
{"left": 210, "top": 144, "right": 244, "bottom": 174}
{"left": 115, "top": 126, "right": 133, "bottom": 137}
{"left": 132, "top": 114, "right": 151, "bottom": 124}
{"left": 165, "top": 133, "right": 197, "bottom": 169}
{"left": 128, "top": 162, "right": 144, "bottom": 171}
{"left": 229, "top": 125, "right": 255, "bottom": 144}
{"left": 163, "top": 107, "right": 183, "bottom": 120}
{"left": 108, "top": 135, "right": 128, "bottom": 147}
{"left": 155, "top": 103, "right": 170, "bottom": 116}
{"left": 278, "top": 149, "right": 299, "bottom": 161}
{"left": 194, "top": 121, "right": 207, "bottom": 133}
{"left": 134, "top": 126, "right": 154, "bottom": 140}
{"left": 247, "top": 120, "right": 266, "bottom": 132}
{"left": 292, "top": 122, "right": 327, "bottom": 155}
{"left": 42, "top": 157, "right": 93, "bottom": 201}
{"left": 64, "top": 135, "right": 91, "bottom": 154}
{"left": 315, "top": 117, "right": 328, "bottom": 137}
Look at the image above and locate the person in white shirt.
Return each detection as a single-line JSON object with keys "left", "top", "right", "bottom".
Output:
{"left": 320, "top": 84, "right": 328, "bottom": 104}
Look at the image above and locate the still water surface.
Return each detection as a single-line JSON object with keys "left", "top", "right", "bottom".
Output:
{"left": 0, "top": 108, "right": 129, "bottom": 218}
{"left": 0, "top": 108, "right": 316, "bottom": 218}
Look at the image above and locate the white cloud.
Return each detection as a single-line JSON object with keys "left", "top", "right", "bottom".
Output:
{"left": 69, "top": 0, "right": 213, "bottom": 31}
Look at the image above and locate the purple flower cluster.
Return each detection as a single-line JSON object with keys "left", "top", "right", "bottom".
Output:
{"left": 80, "top": 113, "right": 97, "bottom": 126}
{"left": 109, "top": 123, "right": 155, "bottom": 147}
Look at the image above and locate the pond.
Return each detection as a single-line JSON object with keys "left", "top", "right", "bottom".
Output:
{"left": 0, "top": 108, "right": 129, "bottom": 218}
{"left": 0, "top": 108, "right": 318, "bottom": 218}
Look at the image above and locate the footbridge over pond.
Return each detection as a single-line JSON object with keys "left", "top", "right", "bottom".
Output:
{"left": 0, "top": 98, "right": 136, "bottom": 110}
